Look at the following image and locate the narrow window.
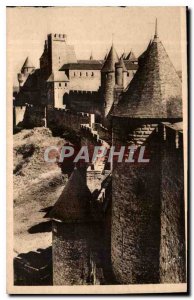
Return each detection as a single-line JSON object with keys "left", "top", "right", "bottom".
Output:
{"left": 65, "top": 83, "right": 67, "bottom": 87}
{"left": 127, "top": 72, "right": 129, "bottom": 77}
{"left": 59, "top": 83, "right": 61, "bottom": 87}
{"left": 80, "top": 72, "right": 82, "bottom": 77}
{"left": 74, "top": 72, "right": 76, "bottom": 77}
{"left": 91, "top": 72, "right": 94, "bottom": 77}
{"left": 86, "top": 72, "right": 88, "bottom": 76}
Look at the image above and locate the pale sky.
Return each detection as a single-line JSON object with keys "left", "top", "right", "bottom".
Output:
{"left": 7, "top": 7, "right": 185, "bottom": 85}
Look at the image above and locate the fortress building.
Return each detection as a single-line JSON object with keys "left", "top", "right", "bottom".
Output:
{"left": 13, "top": 20, "right": 186, "bottom": 285}
{"left": 14, "top": 33, "right": 138, "bottom": 121}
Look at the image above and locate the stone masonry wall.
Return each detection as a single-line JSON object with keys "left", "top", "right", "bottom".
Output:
{"left": 47, "top": 108, "right": 91, "bottom": 134}
{"left": 52, "top": 221, "right": 91, "bottom": 285}
{"left": 111, "top": 134, "right": 161, "bottom": 284}
{"left": 103, "top": 72, "right": 115, "bottom": 117}
{"left": 159, "top": 126, "right": 186, "bottom": 283}
{"left": 65, "top": 90, "right": 103, "bottom": 121}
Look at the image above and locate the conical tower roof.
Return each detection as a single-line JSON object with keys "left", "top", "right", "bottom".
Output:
{"left": 126, "top": 50, "right": 137, "bottom": 62}
{"left": 90, "top": 51, "right": 94, "bottom": 60}
{"left": 101, "top": 44, "right": 119, "bottom": 72}
{"left": 138, "top": 39, "right": 152, "bottom": 66}
{"left": 113, "top": 23, "right": 182, "bottom": 119}
{"left": 120, "top": 51, "right": 127, "bottom": 60}
{"left": 22, "top": 57, "right": 35, "bottom": 69}
{"left": 116, "top": 56, "right": 127, "bottom": 72}
{"left": 49, "top": 169, "right": 91, "bottom": 222}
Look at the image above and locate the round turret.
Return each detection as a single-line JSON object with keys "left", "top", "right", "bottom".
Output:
{"left": 49, "top": 169, "right": 93, "bottom": 285}
{"left": 115, "top": 57, "right": 127, "bottom": 86}
{"left": 21, "top": 57, "right": 35, "bottom": 75}
{"left": 101, "top": 44, "right": 119, "bottom": 117}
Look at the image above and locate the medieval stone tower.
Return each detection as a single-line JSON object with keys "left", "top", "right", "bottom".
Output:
{"left": 49, "top": 169, "right": 93, "bottom": 285}
{"left": 101, "top": 44, "right": 119, "bottom": 118}
{"left": 17, "top": 57, "right": 35, "bottom": 88}
{"left": 110, "top": 21, "right": 185, "bottom": 284}
{"left": 40, "top": 33, "right": 77, "bottom": 78}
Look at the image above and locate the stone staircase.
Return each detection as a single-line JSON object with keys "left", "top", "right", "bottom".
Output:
{"left": 128, "top": 124, "right": 158, "bottom": 146}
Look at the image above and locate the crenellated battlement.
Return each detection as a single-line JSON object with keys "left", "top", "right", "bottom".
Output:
{"left": 47, "top": 107, "right": 95, "bottom": 134}
{"left": 69, "top": 90, "right": 99, "bottom": 95}
{"left": 50, "top": 33, "right": 67, "bottom": 41}
{"left": 80, "top": 124, "right": 102, "bottom": 144}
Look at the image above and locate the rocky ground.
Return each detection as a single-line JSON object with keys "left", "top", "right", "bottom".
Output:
{"left": 13, "top": 127, "right": 67, "bottom": 258}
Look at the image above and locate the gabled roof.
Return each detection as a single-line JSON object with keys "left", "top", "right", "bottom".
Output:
{"left": 101, "top": 44, "right": 119, "bottom": 72}
{"left": 61, "top": 60, "right": 104, "bottom": 70}
{"left": 113, "top": 32, "right": 182, "bottom": 119}
{"left": 22, "top": 57, "right": 35, "bottom": 69}
{"left": 49, "top": 169, "right": 91, "bottom": 222}
{"left": 47, "top": 71, "right": 69, "bottom": 82}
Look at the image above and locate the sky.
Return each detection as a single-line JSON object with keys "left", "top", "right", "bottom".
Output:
{"left": 7, "top": 6, "right": 185, "bottom": 85}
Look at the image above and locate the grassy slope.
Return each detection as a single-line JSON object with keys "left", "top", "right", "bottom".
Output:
{"left": 13, "top": 127, "right": 67, "bottom": 256}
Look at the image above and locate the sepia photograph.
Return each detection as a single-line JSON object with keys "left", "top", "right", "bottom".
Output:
{"left": 6, "top": 6, "right": 188, "bottom": 294}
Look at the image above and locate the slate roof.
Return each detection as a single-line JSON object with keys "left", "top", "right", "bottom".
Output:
{"left": 113, "top": 34, "right": 182, "bottom": 119}
{"left": 49, "top": 169, "right": 91, "bottom": 222}
{"left": 47, "top": 71, "right": 69, "bottom": 82}
{"left": 61, "top": 60, "right": 103, "bottom": 70}
{"left": 101, "top": 44, "right": 119, "bottom": 72}
{"left": 138, "top": 40, "right": 152, "bottom": 66}
{"left": 60, "top": 56, "right": 137, "bottom": 71}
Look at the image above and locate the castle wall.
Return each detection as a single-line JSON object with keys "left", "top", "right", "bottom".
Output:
{"left": 52, "top": 221, "right": 91, "bottom": 285}
{"left": 69, "top": 70, "right": 101, "bottom": 92}
{"left": 65, "top": 91, "right": 103, "bottom": 120}
{"left": 111, "top": 121, "right": 186, "bottom": 284}
{"left": 53, "top": 82, "right": 69, "bottom": 108}
{"left": 111, "top": 134, "right": 161, "bottom": 284}
{"left": 49, "top": 34, "right": 77, "bottom": 71}
{"left": 159, "top": 125, "right": 186, "bottom": 283}
{"left": 22, "top": 105, "right": 45, "bottom": 128}
{"left": 13, "top": 105, "right": 45, "bottom": 128}
{"left": 47, "top": 108, "right": 92, "bottom": 134}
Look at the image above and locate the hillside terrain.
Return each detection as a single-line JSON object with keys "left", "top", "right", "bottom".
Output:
{"left": 13, "top": 127, "right": 67, "bottom": 257}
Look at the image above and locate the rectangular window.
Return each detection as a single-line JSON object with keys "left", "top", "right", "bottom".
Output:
{"left": 59, "top": 83, "right": 61, "bottom": 87}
